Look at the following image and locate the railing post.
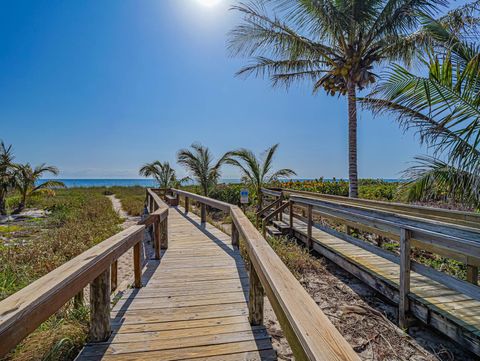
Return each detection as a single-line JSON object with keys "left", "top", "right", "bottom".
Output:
{"left": 467, "top": 265, "right": 478, "bottom": 285}
{"left": 201, "top": 203, "right": 207, "bottom": 224}
{"left": 89, "top": 268, "right": 111, "bottom": 342}
{"left": 278, "top": 194, "right": 283, "bottom": 222}
{"left": 161, "top": 217, "right": 169, "bottom": 249}
{"left": 185, "top": 196, "right": 189, "bottom": 214}
{"left": 307, "top": 205, "right": 313, "bottom": 250}
{"left": 289, "top": 201, "right": 294, "bottom": 230}
{"left": 231, "top": 221, "right": 239, "bottom": 248}
{"left": 399, "top": 228, "right": 411, "bottom": 329}
{"left": 111, "top": 260, "right": 118, "bottom": 292}
{"left": 134, "top": 241, "right": 142, "bottom": 288}
{"left": 154, "top": 217, "right": 161, "bottom": 259}
{"left": 248, "top": 261, "right": 264, "bottom": 326}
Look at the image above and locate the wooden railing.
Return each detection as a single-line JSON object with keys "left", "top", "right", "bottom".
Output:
{"left": 279, "top": 188, "right": 480, "bottom": 229}
{"left": 262, "top": 188, "right": 480, "bottom": 282}
{"left": 0, "top": 190, "right": 169, "bottom": 358}
{"left": 170, "top": 188, "right": 360, "bottom": 361}
{"left": 286, "top": 194, "right": 480, "bottom": 328}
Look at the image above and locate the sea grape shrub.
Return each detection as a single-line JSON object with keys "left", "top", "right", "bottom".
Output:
{"left": 272, "top": 179, "right": 401, "bottom": 201}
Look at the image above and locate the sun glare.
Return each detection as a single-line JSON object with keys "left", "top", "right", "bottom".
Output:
{"left": 196, "top": 0, "right": 221, "bottom": 7}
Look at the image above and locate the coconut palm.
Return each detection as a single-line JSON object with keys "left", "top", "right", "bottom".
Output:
{"left": 13, "top": 164, "right": 65, "bottom": 214}
{"left": 361, "top": 19, "right": 480, "bottom": 208}
{"left": 225, "top": 144, "right": 296, "bottom": 210}
{"left": 0, "top": 142, "right": 17, "bottom": 216}
{"left": 177, "top": 144, "right": 228, "bottom": 196}
{"left": 229, "top": 0, "right": 446, "bottom": 197}
{"left": 139, "top": 161, "right": 188, "bottom": 189}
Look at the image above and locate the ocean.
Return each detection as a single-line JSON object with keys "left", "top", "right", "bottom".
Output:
{"left": 40, "top": 179, "right": 241, "bottom": 188}
{"left": 39, "top": 178, "right": 402, "bottom": 188}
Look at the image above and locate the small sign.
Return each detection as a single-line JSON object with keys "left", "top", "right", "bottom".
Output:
{"left": 240, "top": 188, "right": 249, "bottom": 204}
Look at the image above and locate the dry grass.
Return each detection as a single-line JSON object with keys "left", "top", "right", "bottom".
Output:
{"left": 1, "top": 188, "right": 122, "bottom": 360}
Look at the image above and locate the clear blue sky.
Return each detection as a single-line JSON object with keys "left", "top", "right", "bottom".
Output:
{"left": 2, "top": 0, "right": 454, "bottom": 179}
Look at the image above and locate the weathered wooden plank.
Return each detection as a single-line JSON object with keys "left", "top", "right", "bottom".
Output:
{"left": 0, "top": 225, "right": 144, "bottom": 357}
{"left": 77, "top": 339, "right": 275, "bottom": 361}
{"left": 399, "top": 228, "right": 411, "bottom": 329}
{"left": 90, "top": 269, "right": 111, "bottom": 342}
{"left": 290, "top": 216, "right": 480, "bottom": 356}
{"left": 231, "top": 205, "right": 360, "bottom": 361}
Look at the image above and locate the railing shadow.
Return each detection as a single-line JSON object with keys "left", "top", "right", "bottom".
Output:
{"left": 174, "top": 207, "right": 250, "bottom": 303}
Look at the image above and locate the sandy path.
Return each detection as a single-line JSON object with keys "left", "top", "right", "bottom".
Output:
{"left": 107, "top": 195, "right": 154, "bottom": 293}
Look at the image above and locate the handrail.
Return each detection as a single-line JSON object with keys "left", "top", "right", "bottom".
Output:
{"left": 261, "top": 187, "right": 282, "bottom": 198}
{"left": 289, "top": 195, "right": 480, "bottom": 258}
{"left": 171, "top": 188, "right": 360, "bottom": 361}
{"left": 288, "top": 194, "right": 480, "bottom": 328}
{"left": 262, "top": 200, "right": 291, "bottom": 237}
{"left": 280, "top": 188, "right": 480, "bottom": 229}
{"left": 0, "top": 189, "right": 169, "bottom": 358}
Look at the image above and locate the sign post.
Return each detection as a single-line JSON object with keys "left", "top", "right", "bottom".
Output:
{"left": 240, "top": 188, "right": 249, "bottom": 212}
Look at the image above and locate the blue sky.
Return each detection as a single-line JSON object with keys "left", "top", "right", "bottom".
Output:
{"left": 1, "top": 0, "right": 456, "bottom": 179}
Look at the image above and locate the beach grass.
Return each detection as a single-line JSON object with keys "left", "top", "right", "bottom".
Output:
{"left": 1, "top": 188, "right": 122, "bottom": 360}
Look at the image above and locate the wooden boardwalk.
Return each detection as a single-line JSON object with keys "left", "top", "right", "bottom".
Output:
{"left": 77, "top": 207, "right": 276, "bottom": 361}
{"left": 287, "top": 216, "right": 480, "bottom": 354}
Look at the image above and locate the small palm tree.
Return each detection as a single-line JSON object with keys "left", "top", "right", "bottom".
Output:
{"left": 177, "top": 144, "right": 227, "bottom": 196}
{"left": 225, "top": 144, "right": 296, "bottom": 210}
{"left": 139, "top": 161, "right": 188, "bottom": 189}
{"left": 0, "top": 141, "right": 17, "bottom": 216}
{"left": 13, "top": 163, "right": 65, "bottom": 214}
{"left": 229, "top": 0, "right": 446, "bottom": 198}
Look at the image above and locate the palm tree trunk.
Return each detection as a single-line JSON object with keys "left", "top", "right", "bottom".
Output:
{"left": 347, "top": 81, "right": 359, "bottom": 198}
{"left": 0, "top": 191, "right": 6, "bottom": 216}
{"left": 256, "top": 186, "right": 263, "bottom": 212}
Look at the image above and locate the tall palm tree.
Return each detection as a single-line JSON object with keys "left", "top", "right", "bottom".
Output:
{"left": 361, "top": 15, "right": 480, "bottom": 208}
{"left": 13, "top": 164, "right": 65, "bottom": 214}
{"left": 225, "top": 144, "right": 296, "bottom": 210}
{"left": 0, "top": 141, "right": 17, "bottom": 216}
{"left": 177, "top": 144, "right": 228, "bottom": 196}
{"left": 139, "top": 161, "right": 188, "bottom": 189}
{"left": 229, "top": 0, "right": 446, "bottom": 198}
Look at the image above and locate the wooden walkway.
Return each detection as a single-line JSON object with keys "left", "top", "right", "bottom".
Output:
{"left": 77, "top": 207, "right": 276, "bottom": 361}
{"left": 287, "top": 216, "right": 480, "bottom": 354}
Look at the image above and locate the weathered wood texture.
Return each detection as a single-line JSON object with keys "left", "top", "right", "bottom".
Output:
{"left": 288, "top": 216, "right": 480, "bottom": 356}
{"left": 282, "top": 188, "right": 480, "bottom": 229}
{"left": 78, "top": 207, "right": 275, "bottom": 361}
{"left": 231, "top": 206, "right": 360, "bottom": 361}
{"left": 0, "top": 226, "right": 144, "bottom": 357}
{"left": 89, "top": 269, "right": 111, "bottom": 342}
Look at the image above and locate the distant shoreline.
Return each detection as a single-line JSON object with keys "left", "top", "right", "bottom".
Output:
{"left": 37, "top": 178, "right": 403, "bottom": 188}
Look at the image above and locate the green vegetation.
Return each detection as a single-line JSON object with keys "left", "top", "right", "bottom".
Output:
{"left": 229, "top": 0, "right": 447, "bottom": 198}
{"left": 225, "top": 144, "right": 296, "bottom": 210}
{"left": 1, "top": 188, "right": 122, "bottom": 360}
{"left": 107, "top": 186, "right": 146, "bottom": 216}
{"left": 362, "top": 5, "right": 480, "bottom": 209}
{"left": 13, "top": 163, "right": 65, "bottom": 214}
{"left": 177, "top": 143, "right": 228, "bottom": 196}
{"left": 0, "top": 141, "right": 65, "bottom": 216}
{"left": 274, "top": 179, "right": 402, "bottom": 201}
{"left": 0, "top": 142, "right": 16, "bottom": 215}
{"left": 139, "top": 161, "right": 188, "bottom": 189}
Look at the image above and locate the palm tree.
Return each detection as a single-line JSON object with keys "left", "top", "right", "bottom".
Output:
{"left": 0, "top": 141, "right": 17, "bottom": 216}
{"left": 13, "top": 163, "right": 65, "bottom": 214}
{"left": 361, "top": 16, "right": 480, "bottom": 208}
{"left": 139, "top": 161, "right": 188, "bottom": 189}
{"left": 229, "top": 0, "right": 446, "bottom": 198}
{"left": 225, "top": 144, "right": 296, "bottom": 210}
{"left": 177, "top": 144, "right": 227, "bottom": 196}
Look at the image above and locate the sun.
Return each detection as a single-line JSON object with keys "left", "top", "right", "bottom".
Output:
{"left": 196, "top": 0, "right": 221, "bottom": 7}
